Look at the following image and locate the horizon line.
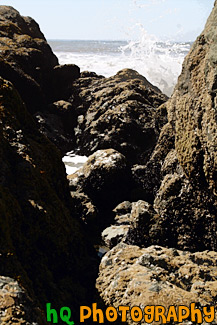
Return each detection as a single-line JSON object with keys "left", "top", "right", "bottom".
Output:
{"left": 47, "top": 38, "right": 194, "bottom": 43}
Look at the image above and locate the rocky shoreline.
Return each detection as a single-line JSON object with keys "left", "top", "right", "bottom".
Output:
{"left": 0, "top": 3, "right": 216, "bottom": 324}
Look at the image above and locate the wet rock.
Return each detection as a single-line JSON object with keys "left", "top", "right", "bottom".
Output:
{"left": 97, "top": 243, "right": 217, "bottom": 324}
{"left": 68, "top": 149, "right": 131, "bottom": 210}
{"left": 71, "top": 68, "right": 168, "bottom": 164}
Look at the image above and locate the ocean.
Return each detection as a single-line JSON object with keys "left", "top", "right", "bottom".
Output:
{"left": 48, "top": 39, "right": 192, "bottom": 97}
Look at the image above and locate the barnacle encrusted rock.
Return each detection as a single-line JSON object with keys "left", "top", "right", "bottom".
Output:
{"left": 71, "top": 69, "right": 168, "bottom": 164}
{"left": 166, "top": 2, "right": 217, "bottom": 194}
{"left": 129, "top": 1, "right": 217, "bottom": 251}
{"left": 97, "top": 243, "right": 217, "bottom": 324}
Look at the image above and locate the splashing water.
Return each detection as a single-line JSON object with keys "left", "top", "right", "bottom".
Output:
{"left": 119, "top": 27, "right": 191, "bottom": 95}
{"left": 49, "top": 31, "right": 191, "bottom": 96}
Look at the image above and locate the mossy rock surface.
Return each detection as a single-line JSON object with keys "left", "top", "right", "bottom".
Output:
{"left": 0, "top": 6, "right": 57, "bottom": 113}
{"left": 166, "top": 1, "right": 217, "bottom": 195}
{"left": 0, "top": 77, "right": 97, "bottom": 322}
{"left": 126, "top": 2, "right": 217, "bottom": 252}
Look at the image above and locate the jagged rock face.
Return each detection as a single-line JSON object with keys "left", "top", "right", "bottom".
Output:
{"left": 0, "top": 6, "right": 80, "bottom": 115}
{"left": 97, "top": 243, "right": 217, "bottom": 324}
{"left": 102, "top": 200, "right": 155, "bottom": 249}
{"left": 167, "top": 2, "right": 217, "bottom": 194}
{"left": 129, "top": 2, "right": 217, "bottom": 251}
{"left": 0, "top": 5, "right": 81, "bottom": 153}
{"left": 35, "top": 99, "right": 77, "bottom": 152}
{"left": 131, "top": 121, "right": 175, "bottom": 202}
{"left": 0, "top": 78, "right": 97, "bottom": 321}
{"left": 71, "top": 69, "right": 168, "bottom": 164}
{"left": 156, "top": 0, "right": 217, "bottom": 250}
{"left": 0, "top": 6, "right": 58, "bottom": 112}
{"left": 68, "top": 149, "right": 132, "bottom": 237}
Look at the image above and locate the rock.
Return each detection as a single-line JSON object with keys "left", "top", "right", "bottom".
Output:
{"left": 0, "top": 6, "right": 58, "bottom": 112}
{"left": 70, "top": 191, "right": 97, "bottom": 225}
{"left": 0, "top": 7, "right": 80, "bottom": 108}
{"left": 112, "top": 69, "right": 163, "bottom": 93}
{"left": 67, "top": 149, "right": 133, "bottom": 240}
{"left": 150, "top": 0, "right": 217, "bottom": 250}
{"left": 52, "top": 64, "right": 80, "bottom": 101}
{"left": 131, "top": 122, "right": 175, "bottom": 202}
{"left": 0, "top": 77, "right": 97, "bottom": 321}
{"left": 71, "top": 68, "right": 168, "bottom": 164}
{"left": 0, "top": 6, "right": 46, "bottom": 40}
{"left": 34, "top": 111, "right": 74, "bottom": 153}
{"left": 68, "top": 149, "right": 131, "bottom": 210}
{"left": 96, "top": 243, "right": 217, "bottom": 324}
{"left": 0, "top": 276, "right": 45, "bottom": 324}
{"left": 0, "top": 5, "right": 83, "bottom": 152}
{"left": 167, "top": 11, "right": 217, "bottom": 193}
{"left": 154, "top": 173, "right": 183, "bottom": 210}
{"left": 101, "top": 200, "right": 156, "bottom": 249}
{"left": 34, "top": 100, "right": 76, "bottom": 153}
{"left": 113, "top": 201, "right": 132, "bottom": 225}
{"left": 101, "top": 200, "right": 155, "bottom": 249}
{"left": 102, "top": 225, "right": 130, "bottom": 248}
{"left": 50, "top": 100, "right": 73, "bottom": 113}
{"left": 132, "top": 130, "right": 216, "bottom": 251}
{"left": 113, "top": 201, "right": 132, "bottom": 216}
{"left": 48, "top": 100, "right": 76, "bottom": 135}
{"left": 0, "top": 6, "right": 168, "bottom": 156}
{"left": 125, "top": 200, "right": 155, "bottom": 246}
{"left": 128, "top": 1, "right": 217, "bottom": 252}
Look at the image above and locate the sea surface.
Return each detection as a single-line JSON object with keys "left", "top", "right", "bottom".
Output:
{"left": 48, "top": 39, "right": 192, "bottom": 97}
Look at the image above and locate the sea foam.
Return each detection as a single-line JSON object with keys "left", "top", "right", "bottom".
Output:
{"left": 62, "top": 152, "right": 88, "bottom": 175}
{"left": 49, "top": 34, "right": 191, "bottom": 96}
